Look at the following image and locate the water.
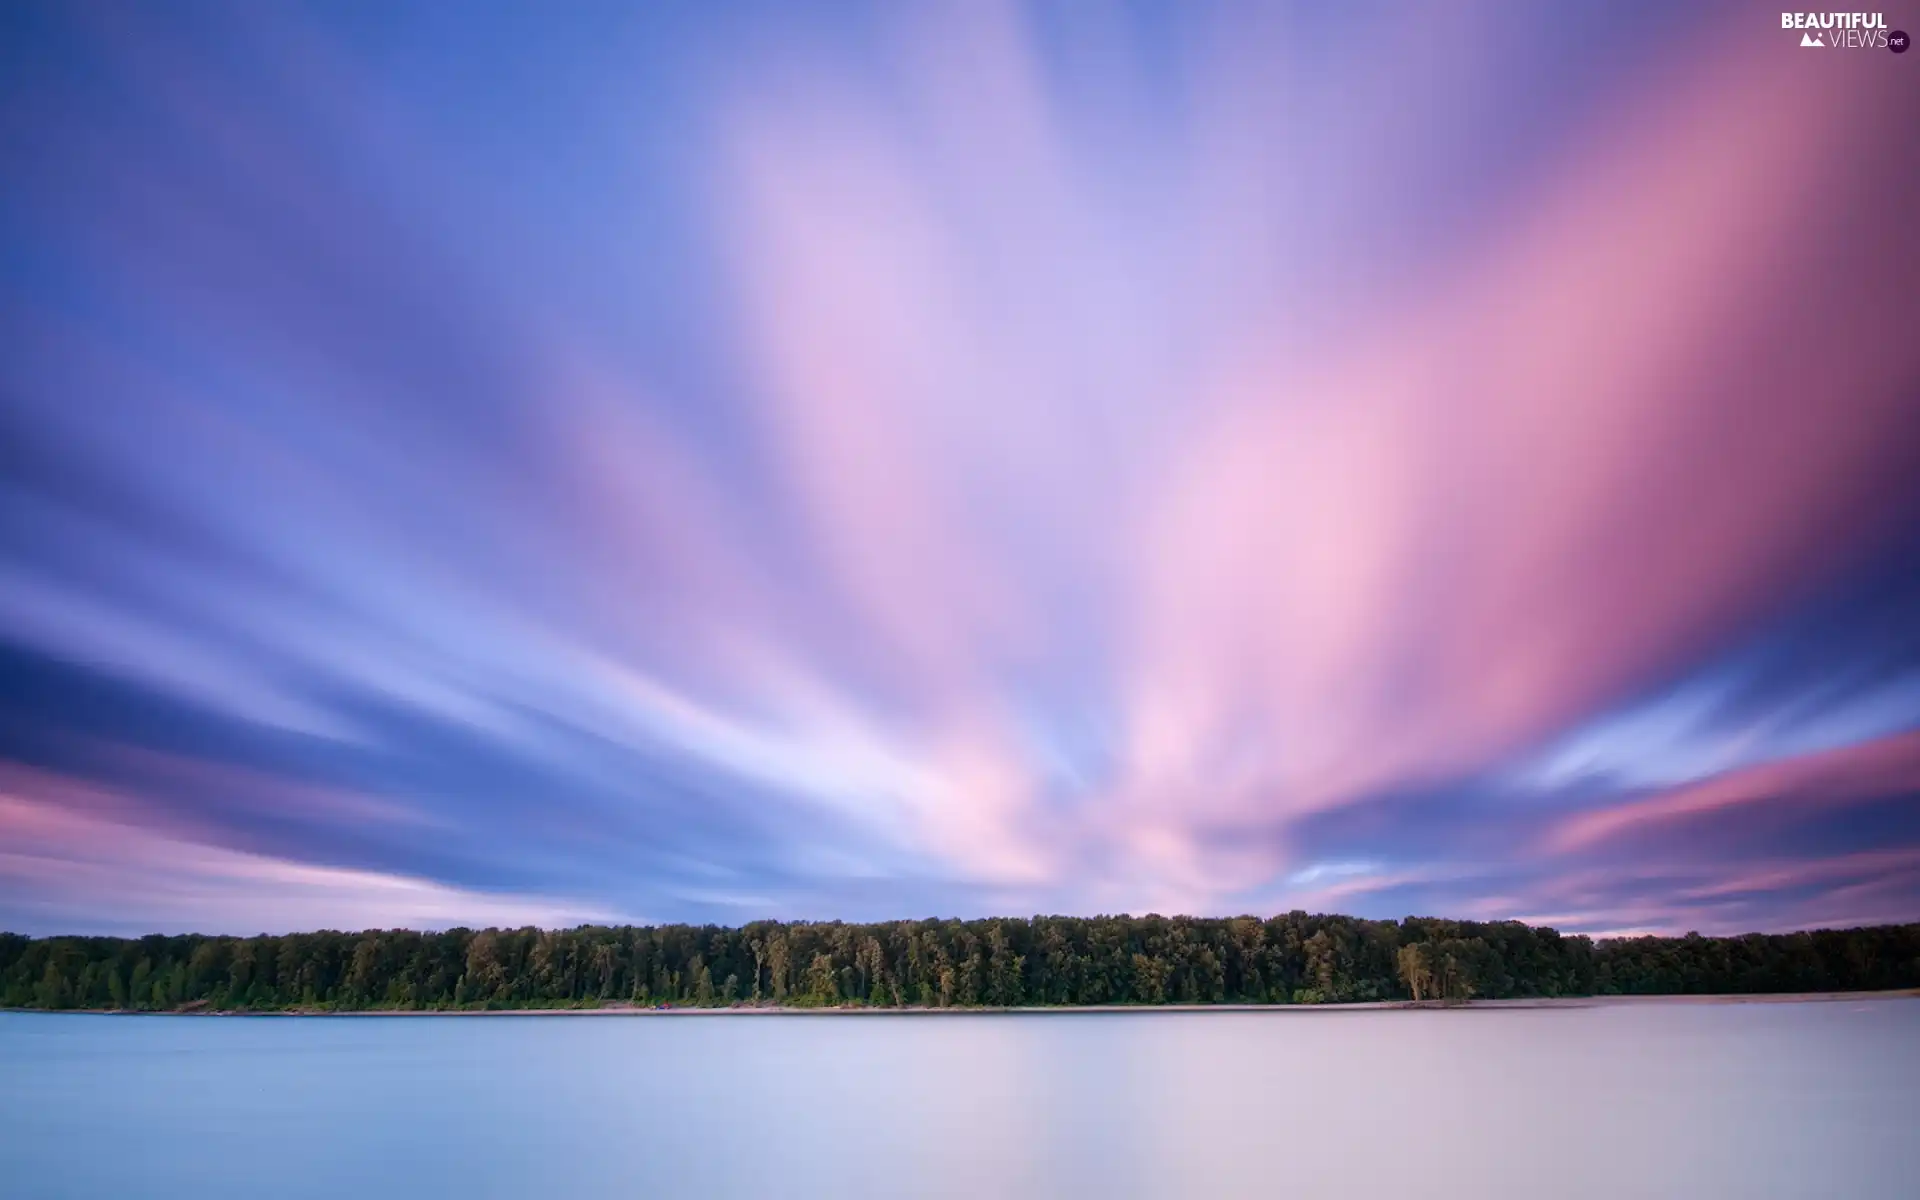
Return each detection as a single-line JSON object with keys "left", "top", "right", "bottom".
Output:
{"left": 3, "top": 1000, "right": 1917, "bottom": 1199}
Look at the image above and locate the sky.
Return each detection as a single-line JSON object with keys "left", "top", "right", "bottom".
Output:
{"left": 2, "top": 0, "right": 1918, "bottom": 938}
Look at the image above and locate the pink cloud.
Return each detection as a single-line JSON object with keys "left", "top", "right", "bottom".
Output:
{"left": 1676, "top": 848, "right": 1920, "bottom": 903}
{"left": 1503, "top": 848, "right": 1920, "bottom": 938}
{"left": 1122, "top": 34, "right": 1917, "bottom": 827}
{"left": 0, "top": 765, "right": 620, "bottom": 935}
{"left": 702, "top": 14, "right": 1920, "bottom": 910}
{"left": 1547, "top": 730, "right": 1920, "bottom": 855}
{"left": 36, "top": 7, "right": 1913, "bottom": 926}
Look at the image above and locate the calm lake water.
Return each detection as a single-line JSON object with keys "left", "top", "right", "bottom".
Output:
{"left": 3, "top": 1000, "right": 1917, "bottom": 1199}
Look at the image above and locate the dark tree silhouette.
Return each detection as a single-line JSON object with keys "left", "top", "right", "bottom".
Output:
{"left": 3, "top": 916, "right": 1915, "bottom": 1012}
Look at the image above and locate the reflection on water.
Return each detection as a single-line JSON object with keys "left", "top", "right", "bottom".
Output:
{"left": 2, "top": 1000, "right": 1917, "bottom": 1199}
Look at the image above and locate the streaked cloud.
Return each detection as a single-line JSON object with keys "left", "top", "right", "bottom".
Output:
{"left": 0, "top": 766, "right": 619, "bottom": 936}
{"left": 1, "top": 0, "right": 1915, "bottom": 934}
{"left": 1545, "top": 730, "right": 1920, "bottom": 857}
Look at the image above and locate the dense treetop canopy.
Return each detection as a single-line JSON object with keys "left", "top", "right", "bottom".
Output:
{"left": 5, "top": 915, "right": 1917, "bottom": 1012}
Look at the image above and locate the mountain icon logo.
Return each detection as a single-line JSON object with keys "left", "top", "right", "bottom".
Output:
{"left": 1800, "top": 31, "right": 1825, "bottom": 46}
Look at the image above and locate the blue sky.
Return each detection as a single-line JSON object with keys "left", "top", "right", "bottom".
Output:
{"left": 2, "top": 0, "right": 1918, "bottom": 936}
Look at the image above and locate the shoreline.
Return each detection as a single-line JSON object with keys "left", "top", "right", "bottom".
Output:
{"left": 7, "top": 987, "right": 1916, "bottom": 1017}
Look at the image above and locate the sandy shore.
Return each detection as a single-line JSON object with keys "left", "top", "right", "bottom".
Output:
{"left": 417, "top": 989, "right": 1920, "bottom": 1016}
{"left": 21, "top": 988, "right": 1914, "bottom": 1017}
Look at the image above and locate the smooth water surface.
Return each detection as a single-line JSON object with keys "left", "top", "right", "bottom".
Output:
{"left": 4, "top": 1000, "right": 1917, "bottom": 1199}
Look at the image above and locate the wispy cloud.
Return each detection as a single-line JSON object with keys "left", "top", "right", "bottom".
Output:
{"left": 1, "top": 1, "right": 1915, "bottom": 933}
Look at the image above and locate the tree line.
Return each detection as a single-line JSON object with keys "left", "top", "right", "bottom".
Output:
{"left": 3, "top": 914, "right": 1916, "bottom": 1012}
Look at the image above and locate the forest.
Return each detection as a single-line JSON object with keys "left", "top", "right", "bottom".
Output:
{"left": 3, "top": 914, "right": 1917, "bottom": 1012}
